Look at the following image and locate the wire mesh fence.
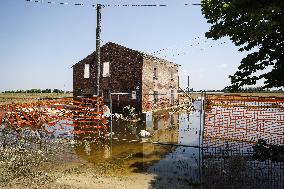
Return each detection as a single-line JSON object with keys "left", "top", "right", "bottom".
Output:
{"left": 202, "top": 94, "right": 284, "bottom": 189}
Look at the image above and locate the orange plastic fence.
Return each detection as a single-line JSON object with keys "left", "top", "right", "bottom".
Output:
{"left": 204, "top": 95, "right": 284, "bottom": 147}
{"left": 0, "top": 97, "right": 107, "bottom": 136}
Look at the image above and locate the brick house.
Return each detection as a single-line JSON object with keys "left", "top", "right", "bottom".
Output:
{"left": 72, "top": 42, "right": 179, "bottom": 113}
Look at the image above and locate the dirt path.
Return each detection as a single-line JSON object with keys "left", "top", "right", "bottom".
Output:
{"left": 0, "top": 153, "right": 157, "bottom": 189}
{"left": 55, "top": 172, "right": 155, "bottom": 189}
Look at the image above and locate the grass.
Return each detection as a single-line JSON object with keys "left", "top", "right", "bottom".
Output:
{"left": 0, "top": 92, "right": 283, "bottom": 105}
{"left": 0, "top": 93, "right": 73, "bottom": 105}
{"left": 187, "top": 92, "right": 284, "bottom": 100}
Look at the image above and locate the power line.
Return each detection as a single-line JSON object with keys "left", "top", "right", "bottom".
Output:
{"left": 25, "top": 0, "right": 206, "bottom": 65}
{"left": 26, "top": 0, "right": 84, "bottom": 6}
{"left": 24, "top": 0, "right": 214, "bottom": 60}
{"left": 150, "top": 37, "right": 228, "bottom": 59}
{"left": 25, "top": 0, "right": 201, "bottom": 8}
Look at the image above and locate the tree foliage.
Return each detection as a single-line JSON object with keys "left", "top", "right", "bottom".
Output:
{"left": 2, "top": 89, "right": 63, "bottom": 93}
{"left": 53, "top": 89, "right": 64, "bottom": 93}
{"left": 201, "top": 0, "right": 284, "bottom": 91}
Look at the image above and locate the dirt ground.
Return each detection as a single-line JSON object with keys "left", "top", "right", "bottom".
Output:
{"left": 54, "top": 171, "right": 155, "bottom": 189}
{"left": 0, "top": 136, "right": 168, "bottom": 189}
{"left": 0, "top": 154, "right": 157, "bottom": 189}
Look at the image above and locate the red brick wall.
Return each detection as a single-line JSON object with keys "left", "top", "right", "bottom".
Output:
{"left": 142, "top": 56, "right": 179, "bottom": 112}
{"left": 73, "top": 42, "right": 179, "bottom": 113}
{"left": 73, "top": 43, "right": 144, "bottom": 112}
{"left": 73, "top": 53, "right": 96, "bottom": 97}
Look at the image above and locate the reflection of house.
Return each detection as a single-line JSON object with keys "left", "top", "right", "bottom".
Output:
{"left": 72, "top": 42, "right": 179, "bottom": 112}
{"left": 146, "top": 111, "right": 179, "bottom": 143}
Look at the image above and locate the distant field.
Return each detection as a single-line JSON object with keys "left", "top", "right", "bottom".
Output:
{"left": 228, "top": 92, "right": 284, "bottom": 98}
{"left": 0, "top": 93, "right": 73, "bottom": 105}
{"left": 188, "top": 92, "right": 284, "bottom": 100}
{"left": 0, "top": 92, "right": 283, "bottom": 105}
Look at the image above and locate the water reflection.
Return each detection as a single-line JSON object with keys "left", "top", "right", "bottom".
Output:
{"left": 44, "top": 120, "right": 74, "bottom": 139}
{"left": 145, "top": 100, "right": 202, "bottom": 146}
{"left": 71, "top": 99, "right": 284, "bottom": 188}
{"left": 71, "top": 101, "right": 203, "bottom": 188}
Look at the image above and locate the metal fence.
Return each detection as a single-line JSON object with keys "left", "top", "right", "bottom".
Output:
{"left": 203, "top": 94, "right": 284, "bottom": 148}
{"left": 202, "top": 94, "right": 284, "bottom": 189}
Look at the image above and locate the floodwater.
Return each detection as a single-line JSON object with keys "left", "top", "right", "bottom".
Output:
{"left": 0, "top": 101, "right": 203, "bottom": 188}
{"left": 70, "top": 100, "right": 204, "bottom": 188}
{"left": 1, "top": 99, "right": 284, "bottom": 189}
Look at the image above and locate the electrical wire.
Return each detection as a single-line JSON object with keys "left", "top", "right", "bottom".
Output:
{"left": 25, "top": 0, "right": 201, "bottom": 8}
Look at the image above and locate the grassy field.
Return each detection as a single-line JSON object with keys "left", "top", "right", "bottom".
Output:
{"left": 0, "top": 92, "right": 283, "bottom": 105}
{"left": 187, "top": 92, "right": 284, "bottom": 100}
{"left": 0, "top": 93, "right": 73, "bottom": 105}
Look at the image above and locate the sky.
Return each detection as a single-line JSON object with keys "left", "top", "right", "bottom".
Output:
{"left": 0, "top": 0, "right": 248, "bottom": 91}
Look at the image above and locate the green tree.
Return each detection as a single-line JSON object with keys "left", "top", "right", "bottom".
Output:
{"left": 41, "top": 89, "right": 52, "bottom": 93}
{"left": 27, "top": 89, "right": 41, "bottom": 93}
{"left": 201, "top": 0, "right": 284, "bottom": 91}
{"left": 53, "top": 89, "right": 64, "bottom": 93}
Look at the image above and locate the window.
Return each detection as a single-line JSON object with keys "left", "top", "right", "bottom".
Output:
{"left": 171, "top": 89, "right": 175, "bottom": 105}
{"left": 84, "top": 64, "right": 90, "bottom": 78}
{"left": 154, "top": 91, "right": 158, "bottom": 104}
{"left": 132, "top": 91, "right": 136, "bottom": 100}
{"left": 154, "top": 67, "right": 158, "bottom": 79}
{"left": 170, "top": 67, "right": 174, "bottom": 79}
{"left": 103, "top": 62, "right": 110, "bottom": 77}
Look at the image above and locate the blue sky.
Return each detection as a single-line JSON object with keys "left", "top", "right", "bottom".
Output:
{"left": 0, "top": 0, "right": 247, "bottom": 91}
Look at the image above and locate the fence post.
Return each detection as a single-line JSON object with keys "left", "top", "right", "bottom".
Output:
{"left": 110, "top": 93, "right": 113, "bottom": 139}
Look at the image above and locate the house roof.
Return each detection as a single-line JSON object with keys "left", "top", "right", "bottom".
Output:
{"left": 71, "top": 42, "right": 179, "bottom": 67}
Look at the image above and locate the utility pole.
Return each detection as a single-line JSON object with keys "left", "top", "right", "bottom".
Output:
{"left": 95, "top": 4, "right": 102, "bottom": 96}
{"left": 187, "top": 75, "right": 190, "bottom": 94}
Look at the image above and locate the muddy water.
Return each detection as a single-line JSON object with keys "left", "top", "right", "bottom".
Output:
{"left": 0, "top": 101, "right": 203, "bottom": 188}
{"left": 69, "top": 101, "right": 203, "bottom": 187}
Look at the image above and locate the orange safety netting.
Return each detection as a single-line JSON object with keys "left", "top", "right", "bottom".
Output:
{"left": 0, "top": 97, "right": 108, "bottom": 136}
{"left": 204, "top": 95, "right": 284, "bottom": 147}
